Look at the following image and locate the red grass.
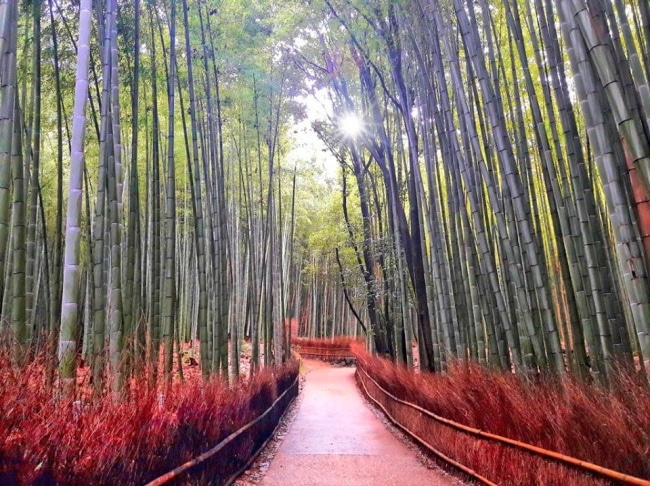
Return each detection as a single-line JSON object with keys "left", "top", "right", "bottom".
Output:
{"left": 292, "top": 337, "right": 362, "bottom": 363}
{"left": 353, "top": 345, "right": 650, "bottom": 484}
{"left": 0, "top": 350, "right": 299, "bottom": 485}
{"left": 291, "top": 336, "right": 362, "bottom": 350}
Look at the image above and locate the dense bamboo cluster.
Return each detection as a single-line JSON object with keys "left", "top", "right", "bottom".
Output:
{"left": 0, "top": 0, "right": 309, "bottom": 394}
{"left": 0, "top": 0, "right": 649, "bottom": 392}
{"left": 302, "top": 0, "right": 650, "bottom": 381}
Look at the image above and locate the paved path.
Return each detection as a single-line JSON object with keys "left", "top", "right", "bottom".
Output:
{"left": 261, "top": 360, "right": 457, "bottom": 486}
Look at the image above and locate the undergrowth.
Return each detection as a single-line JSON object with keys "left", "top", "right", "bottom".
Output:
{"left": 0, "top": 350, "right": 299, "bottom": 485}
{"left": 291, "top": 336, "right": 362, "bottom": 349}
{"left": 353, "top": 345, "right": 650, "bottom": 484}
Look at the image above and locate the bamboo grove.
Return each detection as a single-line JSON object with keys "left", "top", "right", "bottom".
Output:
{"left": 297, "top": 0, "right": 650, "bottom": 383}
{"left": 0, "top": 0, "right": 312, "bottom": 395}
{"left": 0, "top": 0, "right": 649, "bottom": 394}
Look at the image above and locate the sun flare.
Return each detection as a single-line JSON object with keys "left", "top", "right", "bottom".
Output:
{"left": 339, "top": 113, "right": 364, "bottom": 139}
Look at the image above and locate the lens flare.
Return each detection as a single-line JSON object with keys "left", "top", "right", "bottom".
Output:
{"left": 339, "top": 113, "right": 363, "bottom": 138}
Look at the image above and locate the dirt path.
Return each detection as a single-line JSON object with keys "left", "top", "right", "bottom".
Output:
{"left": 260, "top": 360, "right": 458, "bottom": 486}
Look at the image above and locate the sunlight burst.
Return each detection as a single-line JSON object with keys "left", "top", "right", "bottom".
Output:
{"left": 339, "top": 113, "right": 364, "bottom": 139}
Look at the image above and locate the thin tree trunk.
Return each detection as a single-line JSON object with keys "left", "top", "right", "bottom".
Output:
{"left": 58, "top": 0, "right": 92, "bottom": 394}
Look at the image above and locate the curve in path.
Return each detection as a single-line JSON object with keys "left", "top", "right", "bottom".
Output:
{"left": 261, "top": 360, "right": 459, "bottom": 486}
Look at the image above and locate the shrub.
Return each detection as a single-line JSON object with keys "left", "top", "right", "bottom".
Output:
{"left": 0, "top": 351, "right": 299, "bottom": 485}
{"left": 291, "top": 336, "right": 362, "bottom": 350}
{"left": 354, "top": 346, "right": 649, "bottom": 484}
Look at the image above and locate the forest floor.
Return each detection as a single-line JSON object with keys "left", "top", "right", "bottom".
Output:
{"left": 236, "top": 359, "right": 462, "bottom": 486}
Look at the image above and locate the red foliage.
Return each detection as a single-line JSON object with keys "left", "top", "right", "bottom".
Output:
{"left": 291, "top": 336, "right": 362, "bottom": 350}
{"left": 0, "top": 351, "right": 299, "bottom": 485}
{"left": 353, "top": 345, "right": 650, "bottom": 484}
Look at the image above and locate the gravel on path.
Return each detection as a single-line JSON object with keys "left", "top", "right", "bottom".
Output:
{"left": 254, "top": 359, "right": 460, "bottom": 486}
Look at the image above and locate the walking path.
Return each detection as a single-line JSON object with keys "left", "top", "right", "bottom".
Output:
{"left": 260, "top": 360, "right": 458, "bottom": 486}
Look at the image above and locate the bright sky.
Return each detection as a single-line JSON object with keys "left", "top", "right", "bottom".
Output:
{"left": 286, "top": 90, "right": 340, "bottom": 183}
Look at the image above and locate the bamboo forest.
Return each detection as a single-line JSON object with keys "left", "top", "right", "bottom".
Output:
{"left": 1, "top": 0, "right": 649, "bottom": 484}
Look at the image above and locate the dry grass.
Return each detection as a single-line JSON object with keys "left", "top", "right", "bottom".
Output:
{"left": 353, "top": 345, "right": 650, "bottom": 484}
{"left": 0, "top": 350, "right": 299, "bottom": 485}
{"left": 291, "top": 336, "right": 362, "bottom": 350}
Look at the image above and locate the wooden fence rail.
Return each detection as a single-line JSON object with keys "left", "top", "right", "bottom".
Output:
{"left": 294, "top": 346, "right": 356, "bottom": 361}
{"left": 145, "top": 374, "right": 299, "bottom": 486}
{"left": 356, "top": 364, "right": 649, "bottom": 486}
